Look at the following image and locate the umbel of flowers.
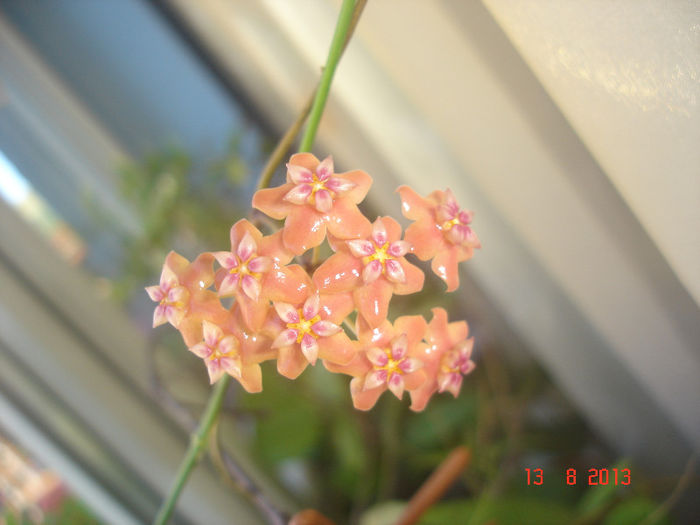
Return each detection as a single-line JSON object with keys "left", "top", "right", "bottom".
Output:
{"left": 147, "top": 153, "right": 480, "bottom": 411}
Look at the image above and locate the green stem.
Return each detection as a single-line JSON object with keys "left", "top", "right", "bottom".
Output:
{"left": 298, "top": 0, "right": 356, "bottom": 152}
{"left": 153, "top": 375, "right": 231, "bottom": 525}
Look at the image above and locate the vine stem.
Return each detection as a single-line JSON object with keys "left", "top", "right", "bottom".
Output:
{"left": 153, "top": 375, "right": 231, "bottom": 525}
{"left": 298, "top": 0, "right": 357, "bottom": 152}
{"left": 154, "top": 2, "right": 366, "bottom": 523}
{"left": 255, "top": 0, "right": 366, "bottom": 190}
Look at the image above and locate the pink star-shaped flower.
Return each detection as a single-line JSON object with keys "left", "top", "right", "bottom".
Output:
{"left": 212, "top": 219, "right": 307, "bottom": 331}
{"left": 313, "top": 217, "right": 424, "bottom": 327}
{"left": 398, "top": 186, "right": 480, "bottom": 292}
{"left": 326, "top": 315, "right": 428, "bottom": 411}
{"left": 187, "top": 306, "right": 274, "bottom": 392}
{"left": 252, "top": 153, "right": 372, "bottom": 254}
{"left": 145, "top": 251, "right": 215, "bottom": 328}
{"left": 409, "top": 308, "right": 475, "bottom": 411}
{"left": 264, "top": 290, "right": 356, "bottom": 379}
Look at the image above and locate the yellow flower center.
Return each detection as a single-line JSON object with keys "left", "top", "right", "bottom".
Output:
{"left": 377, "top": 348, "right": 405, "bottom": 380}
{"left": 308, "top": 174, "right": 331, "bottom": 205}
{"left": 287, "top": 312, "right": 322, "bottom": 343}
{"left": 441, "top": 217, "right": 461, "bottom": 231}
{"left": 362, "top": 243, "right": 394, "bottom": 267}
{"left": 229, "top": 258, "right": 261, "bottom": 279}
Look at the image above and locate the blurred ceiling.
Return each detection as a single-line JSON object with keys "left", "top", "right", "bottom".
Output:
{"left": 162, "top": 0, "right": 700, "bottom": 472}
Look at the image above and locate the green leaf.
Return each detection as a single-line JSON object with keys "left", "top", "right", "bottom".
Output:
{"left": 255, "top": 399, "right": 321, "bottom": 463}
{"left": 359, "top": 501, "right": 406, "bottom": 525}
{"left": 603, "top": 497, "right": 668, "bottom": 525}
{"left": 420, "top": 497, "right": 574, "bottom": 525}
{"left": 577, "top": 459, "right": 632, "bottom": 517}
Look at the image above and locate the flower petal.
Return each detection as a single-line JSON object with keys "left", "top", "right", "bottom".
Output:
{"left": 300, "top": 334, "right": 319, "bottom": 364}
{"left": 220, "top": 356, "right": 241, "bottom": 378}
{"left": 218, "top": 273, "right": 239, "bottom": 297}
{"left": 397, "top": 185, "right": 432, "bottom": 220}
{"left": 283, "top": 208, "right": 326, "bottom": 255}
{"left": 153, "top": 304, "right": 168, "bottom": 327}
{"left": 145, "top": 285, "right": 165, "bottom": 302}
{"left": 384, "top": 259, "right": 406, "bottom": 284}
{"left": 399, "top": 357, "right": 422, "bottom": 374}
{"left": 350, "top": 377, "right": 384, "bottom": 411}
{"left": 316, "top": 155, "right": 334, "bottom": 181}
{"left": 159, "top": 264, "right": 179, "bottom": 291}
{"left": 277, "top": 346, "right": 309, "bottom": 379}
{"left": 341, "top": 169, "right": 372, "bottom": 205}
{"left": 272, "top": 328, "right": 298, "bottom": 348}
{"left": 326, "top": 176, "right": 356, "bottom": 193}
{"left": 189, "top": 342, "right": 212, "bottom": 359}
{"left": 404, "top": 220, "right": 443, "bottom": 261}
{"left": 364, "top": 369, "right": 387, "bottom": 390}
{"left": 387, "top": 240, "right": 411, "bottom": 257}
{"left": 283, "top": 183, "right": 313, "bottom": 205}
{"left": 303, "top": 293, "right": 321, "bottom": 319}
{"left": 431, "top": 247, "right": 460, "bottom": 292}
{"left": 247, "top": 256, "right": 272, "bottom": 274}
{"left": 265, "top": 264, "right": 312, "bottom": 303}
{"left": 240, "top": 274, "right": 261, "bottom": 301}
{"left": 202, "top": 320, "right": 222, "bottom": 347}
{"left": 252, "top": 184, "right": 294, "bottom": 220}
{"left": 319, "top": 291, "right": 355, "bottom": 323}
{"left": 313, "top": 189, "right": 333, "bottom": 213}
{"left": 371, "top": 219, "right": 388, "bottom": 245}
{"left": 218, "top": 335, "right": 239, "bottom": 356}
{"left": 212, "top": 251, "right": 238, "bottom": 270}
{"left": 393, "top": 260, "right": 425, "bottom": 295}
{"left": 394, "top": 315, "right": 428, "bottom": 348}
{"left": 318, "top": 332, "right": 355, "bottom": 365}
{"left": 439, "top": 373, "right": 463, "bottom": 397}
{"left": 206, "top": 359, "right": 226, "bottom": 384}
{"left": 362, "top": 260, "right": 383, "bottom": 284}
{"left": 287, "top": 163, "right": 313, "bottom": 184}
{"left": 325, "top": 198, "right": 371, "bottom": 240}
{"left": 237, "top": 232, "right": 257, "bottom": 261}
{"left": 312, "top": 252, "right": 362, "bottom": 293}
{"left": 391, "top": 334, "right": 408, "bottom": 360}
{"left": 274, "top": 302, "right": 299, "bottom": 324}
{"left": 387, "top": 373, "right": 405, "bottom": 399}
{"left": 312, "top": 320, "right": 340, "bottom": 337}
{"left": 238, "top": 363, "right": 263, "bottom": 393}
{"left": 366, "top": 347, "right": 389, "bottom": 367}
{"left": 165, "top": 306, "right": 186, "bottom": 328}
{"left": 354, "top": 279, "right": 393, "bottom": 327}
{"left": 347, "top": 240, "right": 374, "bottom": 258}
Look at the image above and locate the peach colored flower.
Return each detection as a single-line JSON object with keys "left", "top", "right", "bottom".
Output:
{"left": 326, "top": 316, "right": 428, "bottom": 411}
{"left": 410, "top": 308, "right": 475, "bottom": 411}
{"left": 313, "top": 217, "right": 424, "bottom": 327}
{"left": 252, "top": 153, "right": 372, "bottom": 255}
{"left": 146, "top": 251, "right": 215, "bottom": 328}
{"left": 398, "top": 186, "right": 480, "bottom": 292}
{"left": 187, "top": 306, "right": 274, "bottom": 392}
{"left": 265, "top": 290, "right": 356, "bottom": 379}
{"left": 213, "top": 219, "right": 307, "bottom": 331}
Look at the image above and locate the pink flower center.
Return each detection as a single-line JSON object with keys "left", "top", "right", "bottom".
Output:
{"left": 287, "top": 310, "right": 322, "bottom": 343}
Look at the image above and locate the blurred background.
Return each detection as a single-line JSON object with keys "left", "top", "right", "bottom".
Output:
{"left": 0, "top": 1, "right": 698, "bottom": 524}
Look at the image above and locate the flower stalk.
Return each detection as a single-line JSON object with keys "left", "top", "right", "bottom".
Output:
{"left": 299, "top": 0, "right": 357, "bottom": 152}
{"left": 153, "top": 375, "right": 231, "bottom": 525}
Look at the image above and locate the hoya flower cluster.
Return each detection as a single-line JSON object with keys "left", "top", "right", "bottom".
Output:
{"left": 146, "top": 153, "right": 480, "bottom": 411}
